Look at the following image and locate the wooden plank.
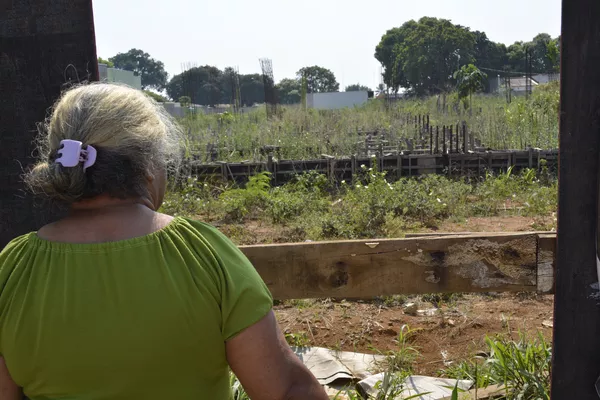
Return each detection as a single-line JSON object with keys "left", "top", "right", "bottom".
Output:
{"left": 538, "top": 234, "right": 556, "bottom": 294}
{"left": 404, "top": 231, "right": 554, "bottom": 238}
{"left": 241, "top": 234, "right": 538, "bottom": 300}
{"left": 551, "top": 0, "right": 600, "bottom": 397}
{"left": 0, "top": 0, "right": 98, "bottom": 247}
{"left": 440, "top": 384, "right": 505, "bottom": 400}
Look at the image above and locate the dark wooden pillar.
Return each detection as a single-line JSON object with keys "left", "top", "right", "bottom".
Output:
{"left": 0, "top": 1, "right": 98, "bottom": 248}
{"left": 552, "top": 0, "right": 600, "bottom": 398}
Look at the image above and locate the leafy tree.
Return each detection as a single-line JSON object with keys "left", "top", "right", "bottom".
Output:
{"left": 179, "top": 96, "right": 191, "bottom": 107}
{"left": 454, "top": 64, "right": 487, "bottom": 108}
{"left": 375, "top": 22, "right": 416, "bottom": 91}
{"left": 98, "top": 57, "right": 114, "bottom": 68}
{"left": 345, "top": 84, "right": 371, "bottom": 92}
{"left": 143, "top": 90, "right": 167, "bottom": 103}
{"left": 376, "top": 17, "right": 475, "bottom": 95}
{"left": 296, "top": 66, "right": 339, "bottom": 93}
{"left": 506, "top": 41, "right": 527, "bottom": 72}
{"left": 276, "top": 78, "right": 302, "bottom": 104}
{"left": 473, "top": 31, "right": 507, "bottom": 72}
{"left": 238, "top": 74, "right": 264, "bottom": 106}
{"left": 546, "top": 40, "right": 560, "bottom": 73}
{"left": 530, "top": 33, "right": 556, "bottom": 73}
{"left": 376, "top": 18, "right": 560, "bottom": 93}
{"left": 166, "top": 65, "right": 222, "bottom": 106}
{"left": 109, "top": 49, "right": 168, "bottom": 91}
{"left": 505, "top": 34, "right": 560, "bottom": 74}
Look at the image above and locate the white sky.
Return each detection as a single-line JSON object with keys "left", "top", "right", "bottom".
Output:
{"left": 93, "top": 0, "right": 562, "bottom": 90}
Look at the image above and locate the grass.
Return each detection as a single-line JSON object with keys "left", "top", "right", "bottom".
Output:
{"left": 442, "top": 332, "right": 551, "bottom": 400}
{"left": 178, "top": 83, "right": 559, "bottom": 163}
{"left": 162, "top": 166, "right": 557, "bottom": 243}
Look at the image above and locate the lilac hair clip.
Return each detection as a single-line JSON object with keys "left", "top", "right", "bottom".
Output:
{"left": 55, "top": 139, "right": 97, "bottom": 171}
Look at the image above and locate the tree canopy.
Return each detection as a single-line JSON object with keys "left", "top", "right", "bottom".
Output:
{"left": 143, "top": 90, "right": 168, "bottom": 103}
{"left": 454, "top": 64, "right": 487, "bottom": 108}
{"left": 345, "top": 84, "right": 371, "bottom": 92}
{"left": 276, "top": 78, "right": 302, "bottom": 104}
{"left": 98, "top": 57, "right": 114, "bottom": 68}
{"left": 297, "top": 66, "right": 339, "bottom": 93}
{"left": 109, "top": 49, "right": 169, "bottom": 91}
{"left": 375, "top": 17, "right": 560, "bottom": 95}
{"left": 166, "top": 66, "right": 265, "bottom": 106}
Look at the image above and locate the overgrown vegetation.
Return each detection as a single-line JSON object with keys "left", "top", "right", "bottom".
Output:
{"left": 162, "top": 166, "right": 557, "bottom": 243}
{"left": 179, "top": 82, "right": 559, "bottom": 162}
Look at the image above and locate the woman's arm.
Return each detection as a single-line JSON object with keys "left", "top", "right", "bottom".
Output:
{"left": 226, "top": 311, "right": 328, "bottom": 400}
{"left": 0, "top": 357, "right": 21, "bottom": 400}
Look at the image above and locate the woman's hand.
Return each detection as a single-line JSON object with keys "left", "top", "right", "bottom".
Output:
{"left": 0, "top": 357, "right": 21, "bottom": 400}
{"left": 226, "top": 311, "right": 329, "bottom": 400}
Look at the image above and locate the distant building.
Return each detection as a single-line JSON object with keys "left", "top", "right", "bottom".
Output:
{"left": 161, "top": 102, "right": 259, "bottom": 118}
{"left": 306, "top": 91, "right": 370, "bottom": 110}
{"left": 98, "top": 63, "right": 142, "bottom": 90}
{"left": 489, "top": 73, "right": 559, "bottom": 94}
{"left": 532, "top": 73, "right": 560, "bottom": 84}
{"left": 507, "top": 77, "right": 539, "bottom": 93}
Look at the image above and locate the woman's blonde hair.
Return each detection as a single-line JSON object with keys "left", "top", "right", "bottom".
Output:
{"left": 25, "top": 83, "right": 183, "bottom": 204}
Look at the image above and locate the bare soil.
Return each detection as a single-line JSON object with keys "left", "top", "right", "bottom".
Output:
{"left": 274, "top": 293, "right": 553, "bottom": 376}
{"left": 220, "top": 215, "right": 555, "bottom": 375}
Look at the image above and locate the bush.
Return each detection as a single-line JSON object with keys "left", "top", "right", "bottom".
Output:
{"left": 162, "top": 167, "right": 557, "bottom": 239}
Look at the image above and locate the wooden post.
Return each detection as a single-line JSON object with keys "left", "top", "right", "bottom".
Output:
{"left": 221, "top": 162, "right": 228, "bottom": 182}
{"left": 0, "top": 0, "right": 98, "bottom": 248}
{"left": 397, "top": 153, "right": 403, "bottom": 179}
{"left": 462, "top": 123, "right": 468, "bottom": 153}
{"left": 551, "top": 0, "right": 600, "bottom": 398}
{"left": 429, "top": 126, "right": 433, "bottom": 155}
{"left": 442, "top": 126, "right": 447, "bottom": 154}
{"left": 267, "top": 155, "right": 273, "bottom": 175}
{"left": 449, "top": 126, "right": 453, "bottom": 154}
{"left": 456, "top": 123, "right": 460, "bottom": 153}
{"left": 435, "top": 126, "right": 440, "bottom": 154}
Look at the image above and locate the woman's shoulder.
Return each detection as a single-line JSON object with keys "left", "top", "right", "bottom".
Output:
{"left": 0, "top": 233, "right": 35, "bottom": 274}
{"left": 0, "top": 233, "right": 34, "bottom": 258}
{"left": 172, "top": 217, "right": 235, "bottom": 248}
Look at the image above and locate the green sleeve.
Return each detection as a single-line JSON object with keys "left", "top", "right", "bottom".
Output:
{"left": 0, "top": 234, "right": 32, "bottom": 356}
{"left": 189, "top": 220, "right": 273, "bottom": 341}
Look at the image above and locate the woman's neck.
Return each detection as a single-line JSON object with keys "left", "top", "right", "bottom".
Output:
{"left": 38, "top": 199, "right": 172, "bottom": 244}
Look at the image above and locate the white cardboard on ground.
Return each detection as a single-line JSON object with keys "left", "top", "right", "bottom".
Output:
{"left": 358, "top": 373, "right": 473, "bottom": 400}
{"left": 291, "top": 347, "right": 473, "bottom": 399}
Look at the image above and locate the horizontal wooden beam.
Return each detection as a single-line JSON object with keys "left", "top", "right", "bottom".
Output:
{"left": 240, "top": 233, "right": 545, "bottom": 300}
{"left": 404, "top": 231, "right": 554, "bottom": 238}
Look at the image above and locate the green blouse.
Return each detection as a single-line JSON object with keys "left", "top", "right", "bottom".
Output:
{"left": 0, "top": 217, "right": 273, "bottom": 400}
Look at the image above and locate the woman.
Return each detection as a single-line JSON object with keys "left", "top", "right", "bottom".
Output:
{"left": 0, "top": 84, "right": 328, "bottom": 400}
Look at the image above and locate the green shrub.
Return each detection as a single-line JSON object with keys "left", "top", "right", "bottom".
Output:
{"left": 443, "top": 332, "right": 551, "bottom": 400}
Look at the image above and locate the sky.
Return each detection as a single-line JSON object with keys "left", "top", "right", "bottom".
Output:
{"left": 93, "top": 0, "right": 562, "bottom": 91}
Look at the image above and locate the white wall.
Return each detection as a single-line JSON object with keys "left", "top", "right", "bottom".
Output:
{"left": 306, "top": 91, "right": 368, "bottom": 110}
{"left": 97, "top": 63, "right": 142, "bottom": 90}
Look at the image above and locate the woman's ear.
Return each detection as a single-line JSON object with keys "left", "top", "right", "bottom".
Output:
{"left": 145, "top": 169, "right": 156, "bottom": 183}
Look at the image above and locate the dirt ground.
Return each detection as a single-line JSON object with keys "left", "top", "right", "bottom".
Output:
{"left": 274, "top": 293, "right": 553, "bottom": 375}
{"left": 219, "top": 215, "right": 555, "bottom": 375}
{"left": 224, "top": 215, "right": 555, "bottom": 375}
